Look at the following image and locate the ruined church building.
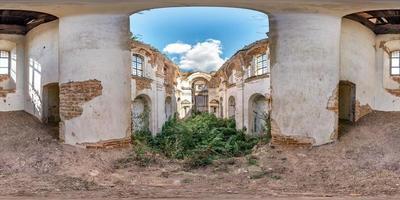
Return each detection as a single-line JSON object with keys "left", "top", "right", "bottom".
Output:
{"left": 0, "top": 1, "right": 399, "bottom": 148}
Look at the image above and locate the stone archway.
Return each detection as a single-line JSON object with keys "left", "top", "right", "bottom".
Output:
{"left": 165, "top": 96, "right": 173, "bottom": 120}
{"left": 228, "top": 96, "right": 236, "bottom": 119}
{"left": 249, "top": 93, "right": 268, "bottom": 135}
{"left": 132, "top": 94, "right": 152, "bottom": 133}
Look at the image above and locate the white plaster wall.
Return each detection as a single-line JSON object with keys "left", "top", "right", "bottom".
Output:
{"left": 243, "top": 78, "right": 270, "bottom": 133}
{"left": 131, "top": 69, "right": 169, "bottom": 135}
{"left": 24, "top": 20, "right": 59, "bottom": 120}
{"left": 0, "top": 35, "right": 25, "bottom": 111}
{"left": 156, "top": 79, "right": 166, "bottom": 131}
{"left": 340, "top": 19, "right": 376, "bottom": 109}
{"left": 131, "top": 80, "right": 157, "bottom": 134}
{"left": 375, "top": 35, "right": 400, "bottom": 111}
{"left": 59, "top": 14, "right": 131, "bottom": 145}
{"left": 270, "top": 13, "right": 341, "bottom": 146}
{"left": 226, "top": 86, "right": 241, "bottom": 127}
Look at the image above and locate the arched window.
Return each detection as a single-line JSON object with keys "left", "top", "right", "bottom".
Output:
{"left": 255, "top": 53, "right": 268, "bottom": 76}
{"left": 0, "top": 50, "right": 10, "bottom": 75}
{"left": 132, "top": 54, "right": 144, "bottom": 76}
{"left": 132, "top": 95, "right": 151, "bottom": 132}
{"left": 165, "top": 96, "right": 172, "bottom": 120}
{"left": 249, "top": 94, "right": 268, "bottom": 135}
{"left": 228, "top": 96, "right": 236, "bottom": 119}
{"left": 219, "top": 97, "right": 224, "bottom": 118}
{"left": 391, "top": 50, "right": 400, "bottom": 76}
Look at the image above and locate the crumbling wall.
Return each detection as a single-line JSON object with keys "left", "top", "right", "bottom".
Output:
{"left": 354, "top": 100, "right": 373, "bottom": 122}
{"left": 131, "top": 40, "right": 180, "bottom": 134}
{"left": 134, "top": 77, "right": 152, "bottom": 92}
{"left": 24, "top": 20, "right": 59, "bottom": 119}
{"left": 60, "top": 80, "right": 102, "bottom": 120}
{"left": 375, "top": 35, "right": 400, "bottom": 111}
{"left": 270, "top": 13, "right": 340, "bottom": 146}
{"left": 271, "top": 119, "right": 315, "bottom": 147}
{"left": 209, "top": 39, "right": 270, "bottom": 131}
{"left": 340, "top": 19, "right": 376, "bottom": 120}
{"left": 0, "top": 75, "right": 15, "bottom": 98}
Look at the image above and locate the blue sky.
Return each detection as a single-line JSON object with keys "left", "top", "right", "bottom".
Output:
{"left": 130, "top": 7, "right": 269, "bottom": 72}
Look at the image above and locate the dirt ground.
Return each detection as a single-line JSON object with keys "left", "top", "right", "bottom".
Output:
{"left": 1, "top": 111, "right": 400, "bottom": 199}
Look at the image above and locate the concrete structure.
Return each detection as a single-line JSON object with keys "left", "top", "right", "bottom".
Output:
{"left": 0, "top": 1, "right": 400, "bottom": 148}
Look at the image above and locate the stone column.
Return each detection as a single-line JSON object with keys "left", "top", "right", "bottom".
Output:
{"left": 269, "top": 13, "right": 340, "bottom": 146}
{"left": 58, "top": 14, "right": 131, "bottom": 145}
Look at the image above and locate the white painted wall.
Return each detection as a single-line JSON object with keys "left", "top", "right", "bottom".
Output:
{"left": 59, "top": 14, "right": 131, "bottom": 145}
{"left": 24, "top": 20, "right": 59, "bottom": 120}
{"left": 130, "top": 67, "right": 173, "bottom": 135}
{"left": 375, "top": 35, "right": 400, "bottom": 111}
{"left": 243, "top": 78, "right": 270, "bottom": 132}
{"left": 340, "top": 19, "right": 376, "bottom": 109}
{"left": 340, "top": 19, "right": 400, "bottom": 111}
{"left": 270, "top": 13, "right": 341, "bottom": 146}
{"left": 0, "top": 35, "right": 25, "bottom": 111}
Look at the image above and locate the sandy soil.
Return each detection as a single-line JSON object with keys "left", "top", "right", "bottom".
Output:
{"left": 1, "top": 111, "right": 400, "bottom": 199}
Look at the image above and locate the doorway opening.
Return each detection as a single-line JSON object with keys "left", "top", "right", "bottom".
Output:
{"left": 42, "top": 83, "right": 60, "bottom": 125}
{"left": 339, "top": 81, "right": 356, "bottom": 123}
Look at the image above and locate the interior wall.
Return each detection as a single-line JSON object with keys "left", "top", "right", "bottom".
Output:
{"left": 375, "top": 35, "right": 400, "bottom": 111}
{"left": 340, "top": 19, "right": 376, "bottom": 114}
{"left": 24, "top": 20, "right": 59, "bottom": 120}
{"left": 0, "top": 35, "right": 25, "bottom": 111}
{"left": 43, "top": 83, "right": 60, "bottom": 123}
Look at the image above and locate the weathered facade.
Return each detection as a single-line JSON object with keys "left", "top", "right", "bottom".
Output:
{"left": 0, "top": 1, "right": 399, "bottom": 147}
{"left": 130, "top": 40, "right": 179, "bottom": 135}
{"left": 176, "top": 72, "right": 211, "bottom": 118}
{"left": 174, "top": 39, "right": 271, "bottom": 136}
{"left": 207, "top": 39, "right": 271, "bottom": 134}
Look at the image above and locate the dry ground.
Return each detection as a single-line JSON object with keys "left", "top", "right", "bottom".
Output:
{"left": 1, "top": 111, "right": 400, "bottom": 199}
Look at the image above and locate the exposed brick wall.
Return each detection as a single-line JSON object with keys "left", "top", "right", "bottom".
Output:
{"left": 271, "top": 119, "right": 315, "bottom": 147}
{"left": 165, "top": 84, "right": 173, "bottom": 95}
{"left": 0, "top": 87, "right": 15, "bottom": 98}
{"left": 244, "top": 74, "right": 270, "bottom": 83}
{"left": 386, "top": 88, "right": 400, "bottom": 97}
{"left": 0, "top": 74, "right": 9, "bottom": 82}
{"left": 355, "top": 100, "right": 372, "bottom": 122}
{"left": 327, "top": 85, "right": 339, "bottom": 114}
{"left": 391, "top": 77, "right": 400, "bottom": 84}
{"left": 60, "top": 80, "right": 102, "bottom": 120}
{"left": 133, "top": 76, "right": 152, "bottom": 92}
{"left": 82, "top": 137, "right": 131, "bottom": 149}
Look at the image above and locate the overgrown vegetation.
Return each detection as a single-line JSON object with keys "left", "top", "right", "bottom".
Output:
{"left": 131, "top": 112, "right": 271, "bottom": 168}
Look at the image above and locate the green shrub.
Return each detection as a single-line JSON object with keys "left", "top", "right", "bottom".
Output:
{"left": 132, "top": 112, "right": 269, "bottom": 168}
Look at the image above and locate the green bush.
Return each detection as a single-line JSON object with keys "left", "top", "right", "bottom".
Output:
{"left": 132, "top": 112, "right": 269, "bottom": 168}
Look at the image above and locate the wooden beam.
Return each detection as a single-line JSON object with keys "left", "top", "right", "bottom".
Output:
{"left": 345, "top": 14, "right": 375, "bottom": 30}
{"left": 374, "top": 24, "right": 400, "bottom": 34}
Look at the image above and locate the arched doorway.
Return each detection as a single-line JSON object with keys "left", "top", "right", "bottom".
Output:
{"left": 219, "top": 97, "right": 224, "bottom": 118}
{"left": 192, "top": 78, "right": 209, "bottom": 113}
{"left": 209, "top": 99, "right": 219, "bottom": 115}
{"left": 249, "top": 93, "right": 268, "bottom": 135}
{"left": 181, "top": 100, "right": 191, "bottom": 118}
{"left": 165, "top": 96, "right": 173, "bottom": 120}
{"left": 132, "top": 94, "right": 152, "bottom": 133}
{"left": 228, "top": 96, "right": 236, "bottom": 119}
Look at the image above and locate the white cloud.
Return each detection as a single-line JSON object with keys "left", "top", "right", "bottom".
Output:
{"left": 163, "top": 39, "right": 226, "bottom": 72}
{"left": 163, "top": 42, "right": 192, "bottom": 54}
